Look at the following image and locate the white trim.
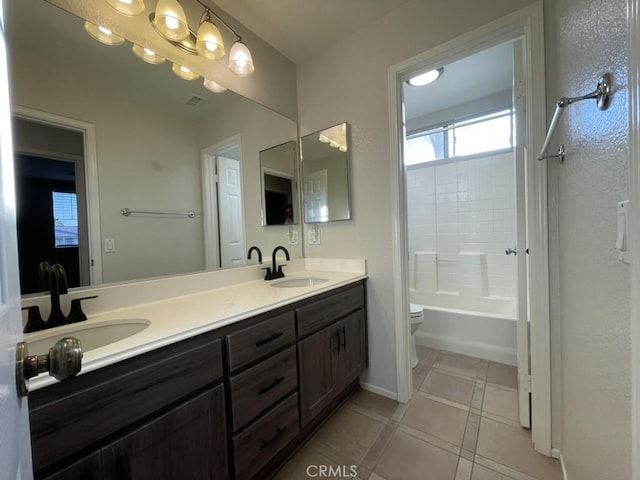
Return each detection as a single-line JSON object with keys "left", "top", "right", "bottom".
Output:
{"left": 628, "top": 0, "right": 640, "bottom": 478}
{"left": 558, "top": 451, "right": 569, "bottom": 480}
{"left": 10, "top": 105, "right": 103, "bottom": 286}
{"left": 360, "top": 382, "right": 398, "bottom": 401}
{"left": 388, "top": 1, "right": 551, "bottom": 452}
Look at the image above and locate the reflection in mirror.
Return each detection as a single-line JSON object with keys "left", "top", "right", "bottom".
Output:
{"left": 260, "top": 141, "right": 298, "bottom": 226}
{"left": 8, "top": 0, "right": 300, "bottom": 295}
{"left": 301, "top": 123, "right": 351, "bottom": 223}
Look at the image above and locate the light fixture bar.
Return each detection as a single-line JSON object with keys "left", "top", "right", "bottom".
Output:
{"left": 193, "top": 0, "right": 241, "bottom": 41}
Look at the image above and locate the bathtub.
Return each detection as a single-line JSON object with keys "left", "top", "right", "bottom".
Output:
{"left": 412, "top": 300, "right": 518, "bottom": 366}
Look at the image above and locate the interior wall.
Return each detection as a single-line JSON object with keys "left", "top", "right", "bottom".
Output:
{"left": 545, "top": 0, "right": 632, "bottom": 477}
{"left": 296, "top": 0, "right": 536, "bottom": 396}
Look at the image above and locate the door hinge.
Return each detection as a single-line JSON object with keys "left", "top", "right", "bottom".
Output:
{"left": 515, "top": 79, "right": 527, "bottom": 98}
{"left": 519, "top": 373, "right": 532, "bottom": 393}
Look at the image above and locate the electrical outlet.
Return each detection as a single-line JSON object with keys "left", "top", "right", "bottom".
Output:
{"left": 308, "top": 225, "right": 321, "bottom": 245}
{"left": 287, "top": 227, "right": 299, "bottom": 245}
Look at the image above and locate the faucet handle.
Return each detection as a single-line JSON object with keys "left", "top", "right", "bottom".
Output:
{"left": 22, "top": 306, "right": 46, "bottom": 333}
{"left": 262, "top": 267, "right": 275, "bottom": 281}
{"left": 67, "top": 295, "right": 98, "bottom": 323}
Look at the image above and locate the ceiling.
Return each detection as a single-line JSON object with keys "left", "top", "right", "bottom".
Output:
{"left": 211, "top": 0, "right": 412, "bottom": 64}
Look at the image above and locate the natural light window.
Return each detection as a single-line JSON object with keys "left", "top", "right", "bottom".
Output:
{"left": 52, "top": 191, "right": 79, "bottom": 248}
{"left": 405, "top": 109, "right": 513, "bottom": 165}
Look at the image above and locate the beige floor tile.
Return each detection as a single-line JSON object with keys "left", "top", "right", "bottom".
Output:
{"left": 416, "top": 345, "right": 437, "bottom": 363}
{"left": 349, "top": 389, "right": 408, "bottom": 422}
{"left": 307, "top": 407, "right": 385, "bottom": 465}
{"left": 374, "top": 430, "right": 458, "bottom": 480}
{"left": 412, "top": 362, "right": 430, "bottom": 393}
{"left": 462, "top": 412, "right": 481, "bottom": 453}
{"left": 471, "top": 463, "right": 515, "bottom": 480}
{"left": 433, "top": 352, "right": 481, "bottom": 378}
{"left": 476, "top": 417, "right": 562, "bottom": 479}
{"left": 482, "top": 385, "right": 519, "bottom": 422}
{"left": 455, "top": 457, "right": 473, "bottom": 480}
{"left": 486, "top": 362, "right": 518, "bottom": 389}
{"left": 361, "top": 425, "right": 395, "bottom": 469}
{"left": 421, "top": 370, "right": 475, "bottom": 405}
{"left": 471, "top": 382, "right": 485, "bottom": 410}
{"left": 369, "top": 473, "right": 388, "bottom": 480}
{"left": 401, "top": 395, "right": 468, "bottom": 447}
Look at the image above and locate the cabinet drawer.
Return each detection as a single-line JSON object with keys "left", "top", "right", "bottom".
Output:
{"left": 296, "top": 283, "right": 365, "bottom": 337}
{"left": 29, "top": 333, "right": 223, "bottom": 473}
{"left": 226, "top": 311, "right": 295, "bottom": 372}
{"left": 233, "top": 393, "right": 299, "bottom": 480}
{"left": 229, "top": 345, "right": 297, "bottom": 430}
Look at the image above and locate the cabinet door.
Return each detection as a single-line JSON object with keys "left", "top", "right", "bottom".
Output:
{"left": 40, "top": 451, "right": 102, "bottom": 480}
{"left": 298, "top": 324, "right": 339, "bottom": 428}
{"left": 336, "top": 309, "right": 366, "bottom": 391}
{"left": 101, "top": 385, "right": 227, "bottom": 480}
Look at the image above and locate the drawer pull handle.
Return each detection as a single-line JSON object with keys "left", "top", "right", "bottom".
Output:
{"left": 258, "top": 376, "right": 285, "bottom": 395}
{"left": 260, "top": 426, "right": 287, "bottom": 451}
{"left": 256, "top": 332, "right": 283, "bottom": 347}
{"left": 338, "top": 327, "right": 346, "bottom": 351}
{"left": 333, "top": 331, "right": 341, "bottom": 354}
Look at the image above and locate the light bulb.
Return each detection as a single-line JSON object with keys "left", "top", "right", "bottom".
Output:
{"left": 106, "top": 0, "right": 145, "bottom": 16}
{"left": 203, "top": 79, "right": 227, "bottom": 93}
{"left": 153, "top": 0, "right": 189, "bottom": 41}
{"left": 228, "top": 41, "right": 254, "bottom": 76}
{"left": 172, "top": 63, "right": 199, "bottom": 80}
{"left": 196, "top": 18, "right": 225, "bottom": 60}
{"left": 407, "top": 68, "right": 444, "bottom": 87}
{"left": 132, "top": 44, "right": 166, "bottom": 64}
{"left": 84, "top": 21, "right": 125, "bottom": 46}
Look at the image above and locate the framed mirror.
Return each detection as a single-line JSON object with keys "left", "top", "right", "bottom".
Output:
{"left": 301, "top": 122, "right": 351, "bottom": 223}
{"left": 9, "top": 0, "right": 301, "bottom": 295}
{"left": 260, "top": 141, "right": 299, "bottom": 226}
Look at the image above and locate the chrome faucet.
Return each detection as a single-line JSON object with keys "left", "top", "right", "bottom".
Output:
{"left": 247, "top": 246, "right": 263, "bottom": 264}
{"left": 264, "top": 246, "right": 290, "bottom": 280}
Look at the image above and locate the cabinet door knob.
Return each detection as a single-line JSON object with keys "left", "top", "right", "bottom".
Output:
{"left": 16, "top": 337, "right": 82, "bottom": 397}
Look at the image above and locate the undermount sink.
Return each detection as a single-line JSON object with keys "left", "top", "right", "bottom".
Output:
{"left": 24, "top": 318, "right": 151, "bottom": 356}
{"left": 271, "top": 277, "right": 329, "bottom": 288}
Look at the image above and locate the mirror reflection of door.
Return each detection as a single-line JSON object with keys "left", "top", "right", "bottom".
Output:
{"left": 12, "top": 117, "right": 90, "bottom": 294}
{"left": 217, "top": 154, "right": 245, "bottom": 268}
{"left": 263, "top": 171, "right": 295, "bottom": 225}
{"left": 303, "top": 169, "right": 328, "bottom": 222}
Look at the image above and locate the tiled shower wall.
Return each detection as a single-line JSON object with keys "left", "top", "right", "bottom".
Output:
{"left": 407, "top": 150, "right": 517, "bottom": 299}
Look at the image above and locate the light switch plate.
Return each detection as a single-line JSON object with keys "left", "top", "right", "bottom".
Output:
{"left": 104, "top": 238, "right": 116, "bottom": 253}
{"left": 287, "top": 228, "right": 299, "bottom": 245}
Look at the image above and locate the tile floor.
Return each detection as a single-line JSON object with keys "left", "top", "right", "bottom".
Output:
{"left": 275, "top": 346, "right": 562, "bottom": 480}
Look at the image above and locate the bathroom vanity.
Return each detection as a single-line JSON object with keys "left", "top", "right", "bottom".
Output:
{"left": 27, "top": 278, "right": 367, "bottom": 480}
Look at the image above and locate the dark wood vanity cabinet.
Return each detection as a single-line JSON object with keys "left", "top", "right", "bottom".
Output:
{"left": 297, "top": 283, "right": 367, "bottom": 429}
{"left": 29, "top": 280, "right": 367, "bottom": 480}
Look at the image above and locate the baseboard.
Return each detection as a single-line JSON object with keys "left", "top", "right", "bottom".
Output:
{"left": 360, "top": 382, "right": 399, "bottom": 401}
{"left": 415, "top": 331, "right": 517, "bottom": 365}
{"left": 559, "top": 451, "right": 568, "bottom": 480}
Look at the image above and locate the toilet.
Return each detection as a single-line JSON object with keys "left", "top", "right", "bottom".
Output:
{"left": 409, "top": 303, "right": 425, "bottom": 368}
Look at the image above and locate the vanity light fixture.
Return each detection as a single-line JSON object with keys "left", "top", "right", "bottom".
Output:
{"left": 84, "top": 22, "right": 125, "bottom": 46}
{"left": 105, "top": 0, "right": 145, "bottom": 17}
{"left": 172, "top": 63, "right": 200, "bottom": 80}
{"left": 98, "top": 0, "right": 255, "bottom": 78}
{"left": 406, "top": 67, "right": 444, "bottom": 87}
{"left": 203, "top": 78, "right": 227, "bottom": 93}
{"left": 318, "top": 123, "right": 348, "bottom": 152}
{"left": 132, "top": 44, "right": 166, "bottom": 64}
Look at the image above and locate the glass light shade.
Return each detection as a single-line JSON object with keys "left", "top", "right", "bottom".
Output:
{"left": 203, "top": 79, "right": 227, "bottom": 93}
{"left": 172, "top": 63, "right": 200, "bottom": 81}
{"left": 132, "top": 44, "right": 166, "bottom": 64}
{"left": 105, "top": 0, "right": 145, "bottom": 16}
{"left": 84, "top": 22, "right": 125, "bottom": 46}
{"left": 196, "top": 20, "right": 225, "bottom": 60}
{"left": 153, "top": 0, "right": 189, "bottom": 41}
{"left": 228, "top": 41, "right": 254, "bottom": 76}
{"left": 407, "top": 67, "right": 444, "bottom": 87}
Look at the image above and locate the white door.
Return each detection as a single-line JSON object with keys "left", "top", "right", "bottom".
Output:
{"left": 0, "top": 0, "right": 34, "bottom": 475}
{"left": 303, "top": 169, "right": 328, "bottom": 222}
{"left": 513, "top": 39, "right": 531, "bottom": 428}
{"left": 217, "top": 156, "right": 245, "bottom": 268}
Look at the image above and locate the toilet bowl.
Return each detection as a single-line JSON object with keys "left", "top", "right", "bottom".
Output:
{"left": 409, "top": 303, "right": 424, "bottom": 368}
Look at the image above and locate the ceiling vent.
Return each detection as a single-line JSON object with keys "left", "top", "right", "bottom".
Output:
{"left": 183, "top": 95, "right": 206, "bottom": 107}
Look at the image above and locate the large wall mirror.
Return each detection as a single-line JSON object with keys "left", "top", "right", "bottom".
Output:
{"left": 8, "top": 0, "right": 301, "bottom": 295}
{"left": 301, "top": 123, "right": 351, "bottom": 223}
{"left": 260, "top": 141, "right": 298, "bottom": 226}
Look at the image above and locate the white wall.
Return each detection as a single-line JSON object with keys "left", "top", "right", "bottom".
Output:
{"left": 545, "top": 0, "right": 632, "bottom": 477}
{"left": 297, "top": 0, "right": 536, "bottom": 396}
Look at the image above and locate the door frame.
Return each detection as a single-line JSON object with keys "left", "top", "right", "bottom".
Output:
{"left": 627, "top": 0, "right": 640, "bottom": 477}
{"left": 201, "top": 134, "right": 244, "bottom": 270}
{"left": 11, "top": 106, "right": 102, "bottom": 286}
{"left": 387, "top": 2, "right": 551, "bottom": 454}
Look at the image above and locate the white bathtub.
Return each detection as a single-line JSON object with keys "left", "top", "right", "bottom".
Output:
{"left": 413, "top": 302, "right": 518, "bottom": 366}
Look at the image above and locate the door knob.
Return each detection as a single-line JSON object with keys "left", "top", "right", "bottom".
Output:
{"left": 15, "top": 337, "right": 83, "bottom": 397}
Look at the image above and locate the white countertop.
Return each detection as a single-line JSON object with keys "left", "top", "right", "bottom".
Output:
{"left": 27, "top": 269, "right": 367, "bottom": 391}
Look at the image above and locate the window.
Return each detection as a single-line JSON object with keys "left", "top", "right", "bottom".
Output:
{"left": 52, "top": 191, "right": 79, "bottom": 247}
{"left": 405, "top": 109, "right": 513, "bottom": 165}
